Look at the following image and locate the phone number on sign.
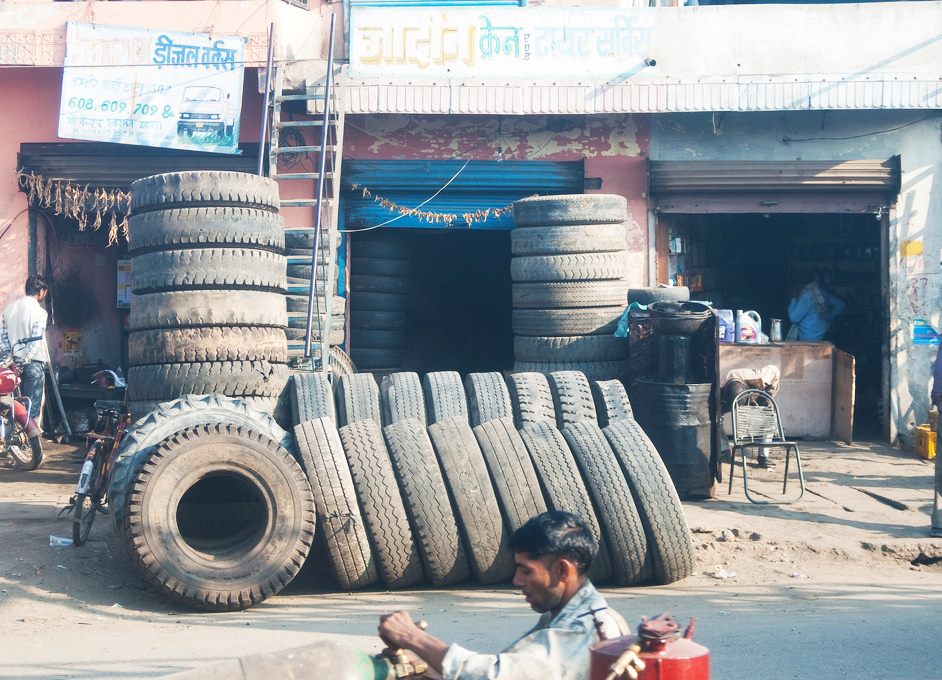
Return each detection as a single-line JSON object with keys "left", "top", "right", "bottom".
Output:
{"left": 67, "top": 98, "right": 173, "bottom": 118}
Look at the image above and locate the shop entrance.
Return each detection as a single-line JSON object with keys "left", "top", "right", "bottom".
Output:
{"left": 659, "top": 212, "right": 886, "bottom": 438}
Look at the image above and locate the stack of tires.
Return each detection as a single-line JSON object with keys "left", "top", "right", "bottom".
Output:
{"left": 285, "top": 227, "right": 346, "bottom": 360}
{"left": 348, "top": 236, "right": 412, "bottom": 370}
{"left": 511, "top": 195, "right": 630, "bottom": 381}
{"left": 126, "top": 171, "right": 290, "bottom": 418}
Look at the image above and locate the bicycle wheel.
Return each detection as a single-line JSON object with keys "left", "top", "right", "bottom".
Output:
{"left": 8, "top": 418, "right": 42, "bottom": 471}
{"left": 72, "top": 493, "right": 97, "bottom": 546}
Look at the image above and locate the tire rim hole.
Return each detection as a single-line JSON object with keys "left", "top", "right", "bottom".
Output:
{"left": 176, "top": 473, "right": 267, "bottom": 558}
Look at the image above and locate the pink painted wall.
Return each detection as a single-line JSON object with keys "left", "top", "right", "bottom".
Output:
{"left": 343, "top": 113, "right": 651, "bottom": 284}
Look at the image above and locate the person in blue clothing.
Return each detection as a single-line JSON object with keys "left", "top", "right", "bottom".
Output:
{"left": 787, "top": 280, "right": 845, "bottom": 341}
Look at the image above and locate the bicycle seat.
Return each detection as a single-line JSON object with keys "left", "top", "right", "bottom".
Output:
{"left": 94, "top": 399, "right": 127, "bottom": 413}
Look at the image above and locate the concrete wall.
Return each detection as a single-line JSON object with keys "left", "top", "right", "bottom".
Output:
{"left": 343, "top": 113, "right": 651, "bottom": 284}
{"left": 649, "top": 110, "right": 942, "bottom": 442}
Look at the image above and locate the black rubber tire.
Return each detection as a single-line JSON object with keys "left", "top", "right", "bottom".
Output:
{"left": 515, "top": 360, "right": 627, "bottom": 382}
{"left": 286, "top": 264, "right": 337, "bottom": 282}
{"left": 349, "top": 275, "right": 408, "bottom": 294}
{"left": 518, "top": 422, "right": 612, "bottom": 583}
{"left": 294, "top": 418, "right": 379, "bottom": 590}
{"left": 350, "top": 309, "right": 407, "bottom": 331}
{"left": 428, "top": 418, "right": 514, "bottom": 584}
{"left": 512, "top": 281, "right": 629, "bottom": 309}
{"left": 285, "top": 277, "right": 338, "bottom": 297}
{"left": 127, "top": 361, "right": 289, "bottom": 401}
{"left": 352, "top": 239, "right": 411, "bottom": 260}
{"left": 336, "top": 373, "right": 382, "bottom": 428}
{"left": 130, "top": 290, "right": 287, "bottom": 330}
{"left": 351, "top": 348, "right": 404, "bottom": 370}
{"left": 510, "top": 223, "right": 626, "bottom": 256}
{"left": 286, "top": 312, "right": 345, "bottom": 331}
{"left": 286, "top": 295, "right": 345, "bottom": 315}
{"left": 339, "top": 420, "right": 424, "bottom": 589}
{"left": 380, "top": 372, "right": 427, "bottom": 427}
{"left": 285, "top": 229, "right": 335, "bottom": 253}
{"left": 8, "top": 421, "right": 43, "bottom": 470}
{"left": 291, "top": 372, "right": 336, "bottom": 424}
{"left": 131, "top": 171, "right": 279, "bottom": 213}
{"left": 603, "top": 419, "right": 695, "bottom": 585}
{"left": 562, "top": 421, "right": 650, "bottom": 586}
{"left": 285, "top": 327, "right": 345, "bottom": 345}
{"left": 72, "top": 492, "right": 97, "bottom": 547}
{"left": 109, "top": 394, "right": 291, "bottom": 536}
{"left": 511, "top": 253, "right": 626, "bottom": 283}
{"left": 507, "top": 372, "right": 556, "bottom": 428}
{"left": 464, "top": 372, "right": 513, "bottom": 428}
{"left": 383, "top": 419, "right": 469, "bottom": 586}
{"left": 351, "top": 257, "right": 411, "bottom": 277}
{"left": 512, "top": 307, "right": 623, "bottom": 337}
{"left": 472, "top": 418, "right": 547, "bottom": 532}
{"left": 125, "top": 424, "right": 315, "bottom": 611}
{"left": 330, "top": 346, "right": 357, "bottom": 382}
{"left": 592, "top": 380, "right": 634, "bottom": 427}
{"left": 423, "top": 371, "right": 469, "bottom": 425}
{"left": 352, "top": 291, "right": 407, "bottom": 312}
{"left": 512, "top": 194, "right": 627, "bottom": 227}
{"left": 514, "top": 335, "right": 629, "bottom": 362}
{"left": 354, "top": 329, "right": 406, "bottom": 349}
{"left": 127, "top": 207, "right": 284, "bottom": 254}
{"left": 627, "top": 286, "right": 690, "bottom": 305}
{"left": 546, "top": 371, "right": 598, "bottom": 428}
{"left": 128, "top": 327, "right": 287, "bottom": 365}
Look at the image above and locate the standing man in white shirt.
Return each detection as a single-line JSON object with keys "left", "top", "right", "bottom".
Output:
{"left": 1, "top": 276, "right": 50, "bottom": 421}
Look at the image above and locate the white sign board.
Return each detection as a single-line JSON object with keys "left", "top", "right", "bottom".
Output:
{"left": 59, "top": 23, "right": 246, "bottom": 154}
{"left": 349, "top": 7, "right": 657, "bottom": 79}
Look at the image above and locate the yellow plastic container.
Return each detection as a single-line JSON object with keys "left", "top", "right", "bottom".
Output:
{"left": 914, "top": 424, "right": 936, "bottom": 460}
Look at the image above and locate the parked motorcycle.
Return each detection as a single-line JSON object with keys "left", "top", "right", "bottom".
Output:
{"left": 0, "top": 336, "right": 45, "bottom": 471}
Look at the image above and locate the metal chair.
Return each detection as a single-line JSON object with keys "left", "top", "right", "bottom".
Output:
{"left": 727, "top": 388, "right": 805, "bottom": 504}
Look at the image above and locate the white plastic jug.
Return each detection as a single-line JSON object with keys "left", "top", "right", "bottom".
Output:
{"left": 737, "top": 310, "right": 763, "bottom": 344}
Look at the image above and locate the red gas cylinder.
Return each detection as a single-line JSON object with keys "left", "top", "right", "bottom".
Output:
{"left": 590, "top": 614, "right": 709, "bottom": 680}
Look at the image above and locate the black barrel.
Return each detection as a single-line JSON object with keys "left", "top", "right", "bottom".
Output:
{"left": 632, "top": 380, "right": 714, "bottom": 499}
{"left": 658, "top": 335, "right": 691, "bottom": 384}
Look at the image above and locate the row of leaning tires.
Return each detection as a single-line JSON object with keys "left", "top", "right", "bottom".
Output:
{"left": 511, "top": 195, "right": 631, "bottom": 381}
{"left": 126, "top": 172, "right": 290, "bottom": 420}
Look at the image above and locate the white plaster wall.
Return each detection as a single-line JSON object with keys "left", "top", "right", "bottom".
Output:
{"left": 650, "top": 110, "right": 942, "bottom": 442}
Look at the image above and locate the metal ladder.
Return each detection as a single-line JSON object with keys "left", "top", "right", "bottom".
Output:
{"left": 267, "top": 16, "right": 344, "bottom": 372}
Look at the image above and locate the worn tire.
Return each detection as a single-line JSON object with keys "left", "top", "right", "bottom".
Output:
{"left": 127, "top": 361, "right": 289, "bottom": 401}
{"left": 350, "top": 309, "right": 407, "bottom": 331}
{"left": 473, "top": 418, "right": 547, "bottom": 532}
{"left": 336, "top": 373, "right": 382, "bottom": 428}
{"left": 428, "top": 418, "right": 514, "bottom": 584}
{"left": 355, "top": 329, "right": 406, "bottom": 349}
{"left": 124, "top": 423, "right": 313, "bottom": 611}
{"left": 380, "top": 372, "right": 427, "bottom": 427}
{"left": 351, "top": 348, "right": 404, "bottom": 370}
{"left": 130, "top": 290, "right": 287, "bottom": 330}
{"left": 131, "top": 171, "right": 279, "bottom": 212}
{"left": 515, "top": 360, "right": 627, "bottom": 382}
{"left": 592, "top": 380, "right": 634, "bottom": 427}
{"left": 339, "top": 420, "right": 424, "bottom": 588}
{"left": 383, "top": 419, "right": 469, "bottom": 586}
{"left": 518, "top": 422, "right": 612, "bottom": 583}
{"left": 547, "top": 371, "right": 597, "bottom": 428}
{"left": 291, "top": 372, "right": 336, "bottom": 424}
{"left": 352, "top": 291, "right": 407, "bottom": 312}
{"left": 351, "top": 257, "right": 411, "bottom": 277}
{"left": 514, "top": 335, "right": 629, "bottom": 362}
{"left": 352, "top": 240, "right": 411, "bottom": 260}
{"left": 285, "top": 327, "right": 345, "bottom": 346}
{"left": 285, "top": 229, "right": 334, "bottom": 253}
{"left": 511, "top": 253, "right": 626, "bottom": 283}
{"left": 128, "top": 207, "right": 284, "bottom": 254}
{"left": 349, "top": 275, "right": 408, "bottom": 294}
{"left": 512, "top": 307, "right": 623, "bottom": 337}
{"left": 294, "top": 418, "right": 378, "bottom": 589}
{"left": 603, "top": 419, "right": 695, "bottom": 585}
{"left": 287, "top": 295, "right": 345, "bottom": 315}
{"left": 562, "top": 421, "right": 650, "bottom": 586}
{"left": 512, "top": 281, "right": 629, "bottom": 309}
{"left": 507, "top": 372, "right": 556, "bottom": 428}
{"left": 464, "top": 372, "right": 513, "bottom": 428}
{"left": 423, "top": 371, "right": 468, "bottom": 425}
{"left": 128, "top": 327, "right": 287, "bottom": 365}
{"left": 512, "top": 194, "right": 627, "bottom": 227}
{"left": 510, "top": 223, "right": 626, "bottom": 256}
{"left": 627, "top": 286, "right": 690, "bottom": 305}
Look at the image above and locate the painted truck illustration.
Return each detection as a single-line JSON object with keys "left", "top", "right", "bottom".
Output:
{"left": 177, "top": 86, "right": 236, "bottom": 138}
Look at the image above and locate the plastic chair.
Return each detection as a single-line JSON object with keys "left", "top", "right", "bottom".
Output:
{"left": 727, "top": 389, "right": 805, "bottom": 504}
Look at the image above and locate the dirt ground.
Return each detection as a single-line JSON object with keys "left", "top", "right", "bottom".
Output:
{"left": 2, "top": 438, "right": 941, "bottom": 679}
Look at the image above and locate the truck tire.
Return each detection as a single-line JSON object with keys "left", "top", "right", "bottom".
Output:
{"left": 512, "top": 307, "right": 623, "bottom": 337}
{"left": 423, "top": 371, "right": 469, "bottom": 425}
{"left": 351, "top": 257, "right": 411, "bottom": 277}
{"left": 512, "top": 194, "right": 627, "bottom": 228}
{"left": 592, "top": 380, "right": 634, "bottom": 427}
{"left": 349, "top": 275, "right": 408, "bottom": 294}
{"left": 131, "top": 171, "right": 280, "bottom": 213}
{"left": 124, "top": 424, "right": 314, "bottom": 611}
{"left": 512, "top": 281, "right": 628, "bottom": 309}
{"left": 286, "top": 295, "right": 345, "bottom": 315}
{"left": 350, "top": 348, "right": 404, "bottom": 371}
{"left": 285, "top": 229, "right": 334, "bottom": 254}
{"left": 128, "top": 327, "right": 287, "bottom": 365}
{"left": 627, "top": 286, "right": 690, "bottom": 306}
{"left": 336, "top": 373, "right": 382, "bottom": 428}
{"left": 128, "top": 207, "right": 285, "bottom": 255}
{"left": 339, "top": 420, "right": 424, "bottom": 589}
{"left": 515, "top": 360, "right": 627, "bottom": 383}
{"left": 510, "top": 253, "right": 626, "bottom": 283}
{"left": 130, "top": 290, "right": 287, "bottom": 330}
{"left": 294, "top": 418, "right": 379, "bottom": 590}
{"left": 514, "top": 335, "right": 629, "bottom": 363}
{"left": 428, "top": 418, "right": 513, "bottom": 584}
{"left": 380, "top": 372, "right": 427, "bottom": 427}
{"left": 291, "top": 371, "right": 336, "bottom": 425}
{"left": 351, "top": 292, "right": 407, "bottom": 312}
{"left": 354, "top": 329, "right": 406, "bottom": 349}
{"left": 464, "top": 372, "right": 513, "bottom": 428}
{"left": 351, "top": 240, "right": 411, "bottom": 260}
{"left": 510, "top": 223, "right": 626, "bottom": 256}
{"left": 507, "top": 372, "right": 556, "bottom": 428}
{"left": 547, "top": 371, "right": 597, "bottom": 428}
{"left": 383, "top": 419, "right": 469, "bottom": 586}
{"left": 128, "top": 361, "right": 289, "bottom": 401}
{"left": 350, "top": 310, "right": 407, "bottom": 331}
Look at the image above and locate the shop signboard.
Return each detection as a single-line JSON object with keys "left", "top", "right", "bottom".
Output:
{"left": 58, "top": 23, "right": 246, "bottom": 154}
{"left": 349, "top": 6, "right": 657, "bottom": 79}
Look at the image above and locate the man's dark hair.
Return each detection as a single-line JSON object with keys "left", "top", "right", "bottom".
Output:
{"left": 510, "top": 511, "right": 598, "bottom": 576}
{"left": 25, "top": 275, "right": 48, "bottom": 296}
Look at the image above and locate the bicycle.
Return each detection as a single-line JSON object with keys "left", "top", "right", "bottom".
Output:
{"left": 0, "top": 336, "right": 45, "bottom": 471}
{"left": 71, "top": 399, "right": 132, "bottom": 546}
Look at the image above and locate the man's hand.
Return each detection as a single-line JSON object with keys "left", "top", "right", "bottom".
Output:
{"left": 378, "top": 611, "right": 450, "bottom": 675}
